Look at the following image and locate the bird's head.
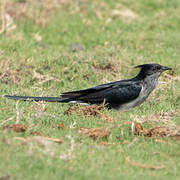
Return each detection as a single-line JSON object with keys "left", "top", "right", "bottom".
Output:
{"left": 135, "top": 64, "right": 172, "bottom": 78}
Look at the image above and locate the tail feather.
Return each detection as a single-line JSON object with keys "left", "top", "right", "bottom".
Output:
{"left": 4, "top": 95, "right": 71, "bottom": 103}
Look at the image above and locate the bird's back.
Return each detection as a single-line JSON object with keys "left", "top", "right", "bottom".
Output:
{"left": 61, "top": 77, "right": 143, "bottom": 110}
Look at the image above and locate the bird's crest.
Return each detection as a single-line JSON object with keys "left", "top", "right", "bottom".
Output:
{"left": 134, "top": 63, "right": 164, "bottom": 69}
{"left": 134, "top": 64, "right": 152, "bottom": 69}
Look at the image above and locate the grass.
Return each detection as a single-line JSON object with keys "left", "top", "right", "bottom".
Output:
{"left": 0, "top": 0, "right": 180, "bottom": 179}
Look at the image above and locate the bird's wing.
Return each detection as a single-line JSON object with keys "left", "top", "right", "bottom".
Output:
{"left": 61, "top": 80, "right": 142, "bottom": 105}
{"left": 61, "top": 80, "right": 130, "bottom": 98}
{"left": 104, "top": 83, "right": 142, "bottom": 104}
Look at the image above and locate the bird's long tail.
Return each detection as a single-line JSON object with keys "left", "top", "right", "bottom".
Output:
{"left": 4, "top": 95, "right": 71, "bottom": 103}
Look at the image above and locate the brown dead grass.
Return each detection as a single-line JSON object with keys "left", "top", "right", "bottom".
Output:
{"left": 3, "top": 123, "right": 44, "bottom": 135}
{"left": 131, "top": 110, "right": 180, "bottom": 137}
{"left": 64, "top": 104, "right": 114, "bottom": 123}
{"left": 56, "top": 122, "right": 66, "bottom": 129}
{"left": 14, "top": 136, "right": 63, "bottom": 156}
{"left": 32, "top": 101, "right": 47, "bottom": 112}
{"left": 133, "top": 122, "right": 180, "bottom": 137}
{"left": 79, "top": 127, "right": 109, "bottom": 139}
{"left": 32, "top": 136, "right": 64, "bottom": 144}
{"left": 0, "top": 60, "right": 31, "bottom": 85}
{"left": 52, "top": 122, "right": 66, "bottom": 129}
{"left": 99, "top": 141, "right": 116, "bottom": 146}
{"left": 0, "top": 12, "right": 16, "bottom": 34}
{"left": 0, "top": 70, "right": 22, "bottom": 84}
{"left": 0, "top": 60, "right": 61, "bottom": 85}
{"left": 14, "top": 136, "right": 63, "bottom": 146}
{"left": 112, "top": 9, "right": 137, "bottom": 20}
{"left": 15, "top": 136, "right": 64, "bottom": 144}
{"left": 126, "top": 156, "right": 165, "bottom": 170}
{"left": 30, "top": 131, "right": 42, "bottom": 136}
{"left": 5, "top": 0, "right": 68, "bottom": 26}
{"left": 32, "top": 70, "right": 61, "bottom": 86}
{"left": 64, "top": 104, "right": 105, "bottom": 116}
{"left": 111, "top": 3, "right": 138, "bottom": 24}
{"left": 131, "top": 110, "right": 179, "bottom": 127}
{"left": 3, "top": 124, "right": 27, "bottom": 132}
{"left": 163, "top": 70, "right": 180, "bottom": 82}
{"left": 93, "top": 57, "right": 121, "bottom": 78}
{"left": 58, "top": 123, "right": 65, "bottom": 129}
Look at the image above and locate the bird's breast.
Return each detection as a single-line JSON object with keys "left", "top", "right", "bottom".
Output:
{"left": 116, "top": 80, "right": 158, "bottom": 111}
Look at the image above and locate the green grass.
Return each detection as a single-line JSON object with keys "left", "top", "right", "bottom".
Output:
{"left": 0, "top": 0, "right": 180, "bottom": 179}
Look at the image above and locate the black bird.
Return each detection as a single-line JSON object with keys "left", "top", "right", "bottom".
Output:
{"left": 4, "top": 64, "right": 171, "bottom": 111}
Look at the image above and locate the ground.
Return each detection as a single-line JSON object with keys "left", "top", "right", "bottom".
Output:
{"left": 0, "top": 0, "right": 180, "bottom": 179}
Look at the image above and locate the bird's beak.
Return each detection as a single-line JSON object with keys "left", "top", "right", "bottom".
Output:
{"left": 161, "top": 66, "right": 172, "bottom": 71}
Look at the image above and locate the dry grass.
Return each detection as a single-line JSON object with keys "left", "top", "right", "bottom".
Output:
{"left": 126, "top": 156, "right": 165, "bottom": 170}
{"left": 133, "top": 122, "right": 180, "bottom": 137}
{"left": 79, "top": 127, "right": 109, "bottom": 139}
{"left": 5, "top": 0, "right": 68, "bottom": 26}
{"left": 0, "top": 0, "right": 180, "bottom": 179}
{"left": 3, "top": 123, "right": 27, "bottom": 132}
{"left": 132, "top": 109, "right": 180, "bottom": 127}
{"left": 93, "top": 56, "right": 122, "bottom": 79}
{"left": 64, "top": 104, "right": 114, "bottom": 123}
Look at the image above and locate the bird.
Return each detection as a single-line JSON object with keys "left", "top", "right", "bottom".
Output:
{"left": 4, "top": 64, "right": 171, "bottom": 111}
